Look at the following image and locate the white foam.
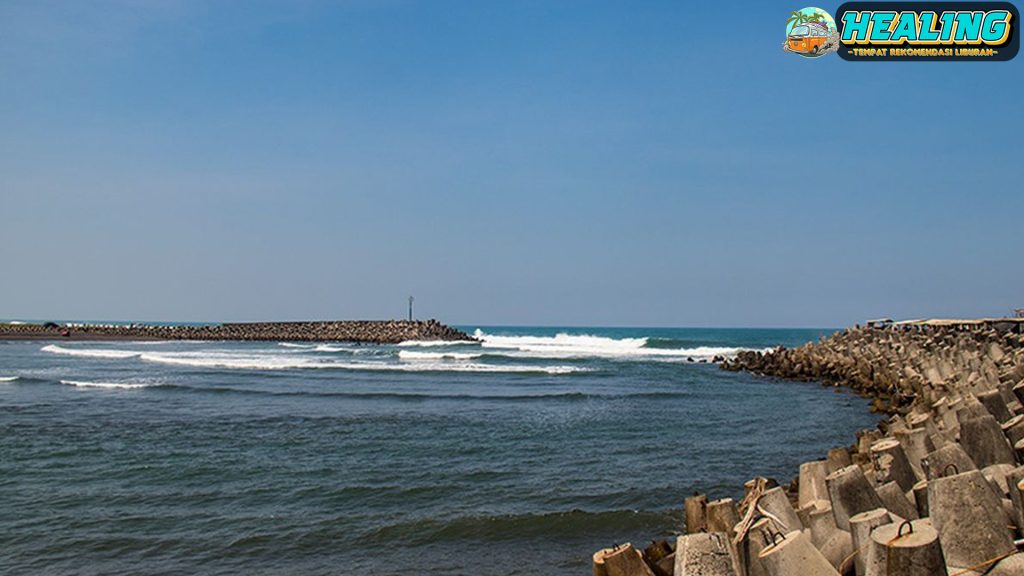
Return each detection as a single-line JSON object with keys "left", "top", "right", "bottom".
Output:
{"left": 397, "top": 339, "right": 478, "bottom": 347}
{"left": 472, "top": 330, "right": 760, "bottom": 360}
{"left": 278, "top": 343, "right": 355, "bottom": 353}
{"left": 313, "top": 344, "right": 351, "bottom": 353}
{"left": 387, "top": 362, "right": 581, "bottom": 374}
{"left": 136, "top": 351, "right": 581, "bottom": 374}
{"left": 140, "top": 352, "right": 323, "bottom": 370}
{"left": 398, "top": 350, "right": 483, "bottom": 360}
{"left": 0, "top": 376, "right": 18, "bottom": 382}
{"left": 41, "top": 344, "right": 140, "bottom": 359}
{"left": 60, "top": 379, "right": 151, "bottom": 389}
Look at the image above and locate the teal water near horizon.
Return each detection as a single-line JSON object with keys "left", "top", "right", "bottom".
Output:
{"left": 0, "top": 326, "right": 876, "bottom": 575}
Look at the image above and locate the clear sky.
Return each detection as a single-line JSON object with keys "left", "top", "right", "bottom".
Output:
{"left": 1, "top": 1, "right": 1021, "bottom": 327}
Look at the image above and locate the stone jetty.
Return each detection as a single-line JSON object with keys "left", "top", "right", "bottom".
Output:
{"left": 0, "top": 319, "right": 473, "bottom": 344}
{"left": 596, "top": 318, "right": 1024, "bottom": 576}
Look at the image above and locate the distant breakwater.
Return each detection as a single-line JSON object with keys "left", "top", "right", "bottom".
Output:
{"left": 723, "top": 318, "right": 1024, "bottom": 415}
{"left": 595, "top": 318, "right": 1024, "bottom": 576}
{"left": 0, "top": 320, "right": 473, "bottom": 344}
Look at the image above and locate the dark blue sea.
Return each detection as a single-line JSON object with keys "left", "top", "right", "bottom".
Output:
{"left": 0, "top": 326, "right": 878, "bottom": 575}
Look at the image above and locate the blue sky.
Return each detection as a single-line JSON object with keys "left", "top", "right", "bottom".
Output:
{"left": 1, "top": 1, "right": 1021, "bottom": 327}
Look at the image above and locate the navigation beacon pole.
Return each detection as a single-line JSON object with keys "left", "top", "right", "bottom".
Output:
{"left": 408, "top": 296, "right": 414, "bottom": 321}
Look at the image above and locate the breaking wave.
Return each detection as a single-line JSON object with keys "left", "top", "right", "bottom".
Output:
{"left": 41, "top": 345, "right": 140, "bottom": 359}
{"left": 277, "top": 343, "right": 353, "bottom": 353}
{"left": 138, "top": 353, "right": 582, "bottom": 374}
{"left": 397, "top": 339, "right": 477, "bottom": 347}
{"left": 398, "top": 350, "right": 483, "bottom": 361}
{"left": 42, "top": 343, "right": 583, "bottom": 374}
{"left": 60, "top": 379, "right": 153, "bottom": 389}
{"left": 470, "top": 330, "right": 758, "bottom": 360}
{"left": 0, "top": 376, "right": 18, "bottom": 382}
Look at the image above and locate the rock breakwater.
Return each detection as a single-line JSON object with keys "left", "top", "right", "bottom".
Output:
{"left": 0, "top": 319, "right": 473, "bottom": 344}
{"left": 595, "top": 319, "right": 1024, "bottom": 576}
{"left": 723, "top": 319, "right": 1024, "bottom": 414}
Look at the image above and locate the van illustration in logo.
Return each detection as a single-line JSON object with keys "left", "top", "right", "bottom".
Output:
{"left": 785, "top": 8, "right": 839, "bottom": 57}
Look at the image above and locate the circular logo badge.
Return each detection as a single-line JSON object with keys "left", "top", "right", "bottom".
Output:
{"left": 784, "top": 7, "right": 839, "bottom": 58}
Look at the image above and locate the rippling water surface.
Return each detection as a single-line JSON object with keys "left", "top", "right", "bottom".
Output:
{"left": 0, "top": 326, "right": 878, "bottom": 575}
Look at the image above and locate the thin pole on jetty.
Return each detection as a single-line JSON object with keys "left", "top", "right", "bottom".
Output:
{"left": 408, "top": 296, "right": 414, "bottom": 321}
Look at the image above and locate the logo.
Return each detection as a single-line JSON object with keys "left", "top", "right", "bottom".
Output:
{"left": 785, "top": 3, "right": 1019, "bottom": 60}
{"left": 836, "top": 2, "right": 1018, "bottom": 60}
{"left": 785, "top": 7, "right": 841, "bottom": 57}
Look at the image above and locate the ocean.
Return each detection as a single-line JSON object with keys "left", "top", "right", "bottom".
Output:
{"left": 0, "top": 326, "right": 879, "bottom": 575}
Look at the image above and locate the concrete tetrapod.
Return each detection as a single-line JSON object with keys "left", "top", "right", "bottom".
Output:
{"left": 1013, "top": 381, "right": 1024, "bottom": 406}
{"left": 799, "top": 461, "right": 831, "bottom": 510}
{"left": 960, "top": 415, "right": 1017, "bottom": 468}
{"left": 598, "top": 544, "right": 655, "bottom": 576}
{"left": 1001, "top": 415, "right": 1024, "bottom": 447}
{"left": 893, "top": 427, "right": 933, "bottom": 479}
{"left": 674, "top": 532, "right": 737, "bottom": 576}
{"left": 977, "top": 389, "right": 1013, "bottom": 423}
{"left": 982, "top": 463, "right": 1017, "bottom": 496}
{"left": 827, "top": 448, "right": 853, "bottom": 474}
{"left": 706, "top": 498, "right": 744, "bottom": 576}
{"left": 923, "top": 443, "right": 978, "bottom": 480}
{"left": 928, "top": 469, "right": 1015, "bottom": 572}
{"left": 987, "top": 553, "right": 1024, "bottom": 576}
{"left": 686, "top": 494, "right": 709, "bottom": 534}
{"left": 806, "top": 502, "right": 853, "bottom": 574}
{"left": 908, "top": 412, "right": 945, "bottom": 449}
{"left": 757, "top": 530, "right": 839, "bottom": 576}
{"left": 593, "top": 547, "right": 613, "bottom": 576}
{"left": 706, "top": 498, "right": 740, "bottom": 535}
{"left": 1015, "top": 438, "right": 1024, "bottom": 464}
{"left": 956, "top": 400, "right": 991, "bottom": 425}
{"left": 758, "top": 487, "right": 803, "bottom": 535}
{"left": 874, "top": 481, "right": 919, "bottom": 521}
{"left": 739, "top": 517, "right": 778, "bottom": 576}
{"left": 1009, "top": 473, "right": 1024, "bottom": 534}
{"left": 848, "top": 509, "right": 891, "bottom": 576}
{"left": 870, "top": 439, "right": 919, "bottom": 492}
{"left": 864, "top": 519, "right": 946, "bottom": 576}
{"left": 911, "top": 480, "right": 929, "bottom": 518}
{"left": 642, "top": 541, "right": 672, "bottom": 576}
{"left": 826, "top": 465, "right": 884, "bottom": 532}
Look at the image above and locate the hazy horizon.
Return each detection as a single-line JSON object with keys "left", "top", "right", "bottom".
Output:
{"left": 6, "top": 318, "right": 848, "bottom": 330}
{"left": 2, "top": 1, "right": 1021, "bottom": 328}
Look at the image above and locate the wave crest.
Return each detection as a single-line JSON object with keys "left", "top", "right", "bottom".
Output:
{"left": 41, "top": 345, "right": 140, "bottom": 359}
{"left": 60, "top": 379, "right": 152, "bottom": 389}
{"left": 398, "top": 350, "right": 483, "bottom": 361}
{"left": 472, "top": 330, "right": 758, "bottom": 360}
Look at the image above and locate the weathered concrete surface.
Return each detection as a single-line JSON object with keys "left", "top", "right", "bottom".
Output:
{"left": 928, "top": 470, "right": 1015, "bottom": 571}
{"left": 757, "top": 530, "right": 839, "bottom": 576}
{"left": 674, "top": 533, "right": 737, "bottom": 576}
{"left": 865, "top": 519, "right": 946, "bottom": 576}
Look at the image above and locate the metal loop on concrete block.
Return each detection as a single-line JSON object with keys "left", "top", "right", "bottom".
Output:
{"left": 897, "top": 520, "right": 914, "bottom": 538}
{"left": 942, "top": 463, "right": 959, "bottom": 477}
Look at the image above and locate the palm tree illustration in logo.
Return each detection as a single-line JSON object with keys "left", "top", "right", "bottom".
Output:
{"left": 787, "top": 10, "right": 826, "bottom": 30}
{"left": 786, "top": 10, "right": 809, "bottom": 29}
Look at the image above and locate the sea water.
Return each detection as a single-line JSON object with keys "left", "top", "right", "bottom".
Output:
{"left": 0, "top": 327, "right": 878, "bottom": 575}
